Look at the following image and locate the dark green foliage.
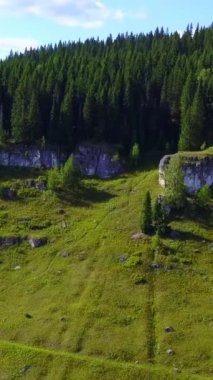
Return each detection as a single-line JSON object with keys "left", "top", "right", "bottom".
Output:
{"left": 196, "top": 184, "right": 212, "bottom": 206}
{"left": 47, "top": 156, "right": 81, "bottom": 193}
{"left": 130, "top": 143, "right": 141, "bottom": 169}
{"left": 0, "top": 26, "right": 212, "bottom": 149}
{"left": 140, "top": 191, "right": 152, "bottom": 234}
{"left": 165, "top": 155, "right": 187, "bottom": 208}
{"left": 47, "top": 166, "right": 61, "bottom": 191}
{"left": 60, "top": 155, "right": 81, "bottom": 192}
{"left": 153, "top": 198, "right": 168, "bottom": 236}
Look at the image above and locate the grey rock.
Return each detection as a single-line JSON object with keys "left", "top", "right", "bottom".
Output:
{"left": 58, "top": 251, "right": 69, "bottom": 258}
{"left": 165, "top": 326, "right": 175, "bottom": 333}
{"left": 0, "top": 146, "right": 68, "bottom": 169}
{"left": 131, "top": 232, "right": 147, "bottom": 241}
{"left": 0, "top": 236, "right": 22, "bottom": 248}
{"left": 173, "top": 367, "right": 181, "bottom": 373}
{"left": 61, "top": 221, "right": 67, "bottom": 229}
{"left": 118, "top": 255, "right": 128, "bottom": 262}
{"left": 19, "top": 365, "right": 32, "bottom": 374}
{"left": 167, "top": 348, "right": 175, "bottom": 355}
{"left": 14, "top": 265, "right": 21, "bottom": 270}
{"left": 28, "top": 237, "right": 47, "bottom": 248}
{"left": 150, "top": 263, "right": 163, "bottom": 270}
{"left": 74, "top": 142, "right": 125, "bottom": 179}
{"left": 26, "top": 179, "right": 46, "bottom": 191}
{"left": 159, "top": 153, "right": 213, "bottom": 193}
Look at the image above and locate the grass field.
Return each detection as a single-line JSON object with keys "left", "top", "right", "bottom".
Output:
{"left": 0, "top": 164, "right": 212, "bottom": 379}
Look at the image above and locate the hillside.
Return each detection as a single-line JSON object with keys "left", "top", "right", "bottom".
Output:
{"left": 0, "top": 26, "right": 212, "bottom": 153}
{"left": 0, "top": 163, "right": 212, "bottom": 379}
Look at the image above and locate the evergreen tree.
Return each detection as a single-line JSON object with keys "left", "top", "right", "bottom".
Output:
{"left": 140, "top": 191, "right": 152, "bottom": 234}
{"left": 165, "top": 155, "right": 186, "bottom": 208}
{"left": 61, "top": 155, "right": 81, "bottom": 192}
{"left": 0, "top": 105, "right": 7, "bottom": 144}
{"left": 153, "top": 198, "right": 168, "bottom": 236}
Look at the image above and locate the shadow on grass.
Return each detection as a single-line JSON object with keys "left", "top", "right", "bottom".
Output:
{"left": 0, "top": 166, "right": 44, "bottom": 180}
{"left": 58, "top": 184, "right": 116, "bottom": 207}
{"left": 169, "top": 228, "right": 211, "bottom": 242}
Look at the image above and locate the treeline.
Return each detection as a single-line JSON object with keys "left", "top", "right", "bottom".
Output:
{"left": 0, "top": 24, "right": 212, "bottom": 153}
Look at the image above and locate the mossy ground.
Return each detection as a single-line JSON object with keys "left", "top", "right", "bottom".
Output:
{"left": 0, "top": 164, "right": 212, "bottom": 379}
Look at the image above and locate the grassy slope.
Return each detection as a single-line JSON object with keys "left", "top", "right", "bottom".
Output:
{"left": 0, "top": 165, "right": 212, "bottom": 379}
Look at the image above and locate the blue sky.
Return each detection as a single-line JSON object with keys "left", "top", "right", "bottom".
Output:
{"left": 0, "top": 0, "right": 212, "bottom": 59}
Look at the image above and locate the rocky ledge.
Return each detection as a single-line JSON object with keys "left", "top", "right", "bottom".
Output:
{"left": 159, "top": 151, "right": 213, "bottom": 193}
{"left": 74, "top": 142, "right": 125, "bottom": 179}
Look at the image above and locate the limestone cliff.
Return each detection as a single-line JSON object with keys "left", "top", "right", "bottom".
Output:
{"left": 159, "top": 150, "right": 213, "bottom": 193}
{"left": 0, "top": 143, "right": 125, "bottom": 179}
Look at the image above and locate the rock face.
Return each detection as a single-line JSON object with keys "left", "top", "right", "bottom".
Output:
{"left": 0, "top": 143, "right": 125, "bottom": 179}
{"left": 159, "top": 153, "right": 213, "bottom": 193}
{"left": 0, "top": 146, "right": 68, "bottom": 169}
{"left": 74, "top": 142, "right": 125, "bottom": 179}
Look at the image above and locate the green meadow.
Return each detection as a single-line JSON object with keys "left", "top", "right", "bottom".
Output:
{"left": 0, "top": 164, "right": 212, "bottom": 379}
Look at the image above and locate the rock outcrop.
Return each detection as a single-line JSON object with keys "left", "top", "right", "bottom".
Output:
{"left": 0, "top": 146, "right": 68, "bottom": 169}
{"left": 0, "top": 143, "right": 125, "bottom": 179}
{"left": 159, "top": 152, "right": 213, "bottom": 193}
{"left": 74, "top": 142, "right": 125, "bottom": 179}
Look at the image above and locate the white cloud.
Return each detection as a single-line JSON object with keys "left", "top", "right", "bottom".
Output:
{"left": 0, "top": 0, "right": 124, "bottom": 28}
{"left": 0, "top": 38, "right": 39, "bottom": 54}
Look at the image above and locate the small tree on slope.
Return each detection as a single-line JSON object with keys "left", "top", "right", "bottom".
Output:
{"left": 140, "top": 191, "right": 152, "bottom": 234}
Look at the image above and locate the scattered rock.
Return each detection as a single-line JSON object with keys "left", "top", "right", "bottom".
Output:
{"left": 0, "top": 236, "right": 22, "bottom": 248}
{"left": 173, "top": 367, "right": 181, "bottom": 373}
{"left": 167, "top": 348, "right": 175, "bottom": 355}
{"left": 165, "top": 326, "right": 175, "bottom": 333}
{"left": 118, "top": 255, "right": 128, "bottom": 262}
{"left": 14, "top": 265, "right": 21, "bottom": 270}
{"left": 4, "top": 188, "right": 17, "bottom": 200}
{"left": 150, "top": 263, "right": 163, "bottom": 270}
{"left": 28, "top": 237, "right": 47, "bottom": 248}
{"left": 58, "top": 208, "right": 65, "bottom": 215}
{"left": 131, "top": 232, "right": 147, "bottom": 241}
{"left": 134, "top": 277, "right": 147, "bottom": 285}
{"left": 26, "top": 179, "right": 47, "bottom": 191}
{"left": 25, "top": 313, "right": 33, "bottom": 319}
{"left": 19, "top": 365, "right": 32, "bottom": 374}
{"left": 58, "top": 251, "right": 69, "bottom": 258}
{"left": 61, "top": 221, "right": 67, "bottom": 229}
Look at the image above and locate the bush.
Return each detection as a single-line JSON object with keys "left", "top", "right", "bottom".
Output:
{"left": 196, "top": 184, "right": 212, "bottom": 206}
{"left": 47, "top": 167, "right": 61, "bottom": 191}
{"left": 165, "top": 154, "right": 187, "bottom": 209}
{"left": 130, "top": 143, "right": 141, "bottom": 169}
{"left": 47, "top": 155, "right": 81, "bottom": 193}
{"left": 61, "top": 155, "right": 81, "bottom": 192}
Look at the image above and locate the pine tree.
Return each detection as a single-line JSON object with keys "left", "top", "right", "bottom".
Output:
{"left": 165, "top": 155, "right": 186, "bottom": 208}
{"left": 0, "top": 105, "right": 7, "bottom": 145}
{"left": 61, "top": 155, "right": 81, "bottom": 192}
{"left": 153, "top": 198, "right": 168, "bottom": 236}
{"left": 140, "top": 191, "right": 152, "bottom": 234}
{"left": 26, "top": 91, "right": 41, "bottom": 143}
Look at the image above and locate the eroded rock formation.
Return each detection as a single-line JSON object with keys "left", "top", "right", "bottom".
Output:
{"left": 159, "top": 153, "right": 213, "bottom": 193}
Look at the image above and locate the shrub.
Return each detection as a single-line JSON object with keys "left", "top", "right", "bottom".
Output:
{"left": 47, "top": 167, "right": 61, "bottom": 191}
{"left": 165, "top": 154, "right": 186, "bottom": 209}
{"left": 61, "top": 155, "right": 81, "bottom": 192}
{"left": 196, "top": 184, "right": 212, "bottom": 206}
{"left": 130, "top": 143, "right": 141, "bottom": 169}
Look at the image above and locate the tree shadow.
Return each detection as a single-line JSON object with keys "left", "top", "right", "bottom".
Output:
{"left": 168, "top": 228, "right": 211, "bottom": 242}
{"left": 58, "top": 184, "right": 116, "bottom": 207}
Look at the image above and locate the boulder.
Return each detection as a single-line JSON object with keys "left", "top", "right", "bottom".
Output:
{"left": 28, "top": 237, "right": 47, "bottom": 248}
{"left": 0, "top": 236, "right": 22, "bottom": 248}
{"left": 165, "top": 326, "right": 175, "bottom": 333}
